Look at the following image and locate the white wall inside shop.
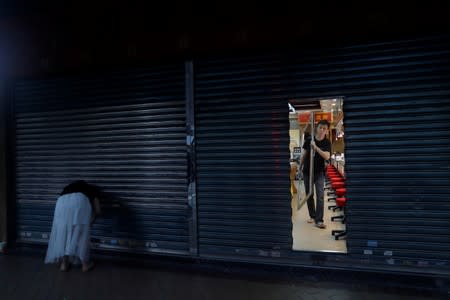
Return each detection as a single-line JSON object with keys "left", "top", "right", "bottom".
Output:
{"left": 289, "top": 129, "right": 300, "bottom": 158}
{"left": 289, "top": 113, "right": 301, "bottom": 158}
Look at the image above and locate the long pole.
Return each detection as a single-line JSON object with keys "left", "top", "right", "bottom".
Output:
{"left": 298, "top": 112, "right": 315, "bottom": 209}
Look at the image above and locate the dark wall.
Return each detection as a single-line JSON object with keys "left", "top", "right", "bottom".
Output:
{"left": 1, "top": 2, "right": 450, "bottom": 78}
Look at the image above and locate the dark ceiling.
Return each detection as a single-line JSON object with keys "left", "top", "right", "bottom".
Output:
{"left": 2, "top": 1, "right": 447, "bottom": 38}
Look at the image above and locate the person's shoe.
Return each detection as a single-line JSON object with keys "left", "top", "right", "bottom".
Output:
{"left": 307, "top": 218, "right": 314, "bottom": 223}
{"left": 82, "top": 261, "right": 95, "bottom": 272}
{"left": 60, "top": 261, "right": 69, "bottom": 272}
{"left": 315, "top": 222, "right": 326, "bottom": 229}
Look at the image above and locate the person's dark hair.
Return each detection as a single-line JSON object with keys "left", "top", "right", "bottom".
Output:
{"left": 317, "top": 119, "right": 330, "bottom": 128}
{"left": 61, "top": 180, "right": 100, "bottom": 201}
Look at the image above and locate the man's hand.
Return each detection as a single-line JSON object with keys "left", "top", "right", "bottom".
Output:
{"left": 311, "top": 141, "right": 330, "bottom": 160}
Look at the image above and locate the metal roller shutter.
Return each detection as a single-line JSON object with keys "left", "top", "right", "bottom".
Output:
{"left": 285, "top": 36, "right": 450, "bottom": 269}
{"left": 195, "top": 56, "right": 293, "bottom": 258}
{"left": 14, "top": 65, "right": 192, "bottom": 255}
{"left": 195, "top": 36, "right": 450, "bottom": 273}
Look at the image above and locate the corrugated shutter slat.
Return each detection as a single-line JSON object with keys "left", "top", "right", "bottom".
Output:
{"left": 195, "top": 56, "right": 292, "bottom": 256}
{"left": 14, "top": 66, "right": 190, "bottom": 254}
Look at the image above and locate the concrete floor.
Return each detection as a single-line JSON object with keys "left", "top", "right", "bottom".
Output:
{"left": 0, "top": 254, "right": 444, "bottom": 300}
{"left": 292, "top": 179, "right": 347, "bottom": 253}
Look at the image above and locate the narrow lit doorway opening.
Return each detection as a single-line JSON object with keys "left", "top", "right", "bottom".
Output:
{"left": 289, "top": 98, "right": 347, "bottom": 253}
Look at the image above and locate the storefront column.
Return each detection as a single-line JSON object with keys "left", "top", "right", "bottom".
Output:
{"left": 0, "top": 81, "right": 7, "bottom": 251}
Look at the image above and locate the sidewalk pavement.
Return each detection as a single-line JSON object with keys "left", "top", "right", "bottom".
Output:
{"left": 0, "top": 254, "right": 445, "bottom": 300}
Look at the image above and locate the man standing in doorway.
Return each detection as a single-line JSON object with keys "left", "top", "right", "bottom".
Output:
{"left": 300, "top": 119, "right": 331, "bottom": 229}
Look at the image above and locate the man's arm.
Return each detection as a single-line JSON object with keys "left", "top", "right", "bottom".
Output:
{"left": 300, "top": 149, "right": 309, "bottom": 170}
{"left": 300, "top": 137, "right": 311, "bottom": 169}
